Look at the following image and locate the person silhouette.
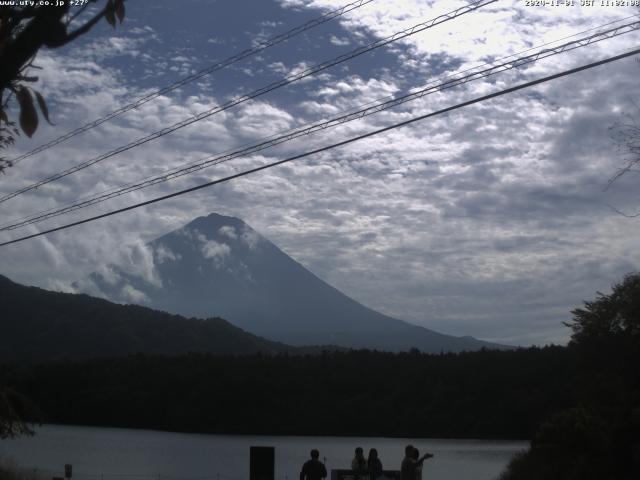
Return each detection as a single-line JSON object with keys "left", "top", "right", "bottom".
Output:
{"left": 367, "top": 448, "right": 383, "bottom": 479}
{"left": 300, "top": 449, "right": 327, "bottom": 480}
{"left": 351, "top": 447, "right": 367, "bottom": 474}
{"left": 400, "top": 445, "right": 433, "bottom": 480}
{"left": 411, "top": 448, "right": 424, "bottom": 480}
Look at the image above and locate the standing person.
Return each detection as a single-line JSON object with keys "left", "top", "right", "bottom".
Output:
{"left": 400, "top": 445, "right": 433, "bottom": 480}
{"left": 300, "top": 449, "right": 327, "bottom": 480}
{"left": 351, "top": 447, "right": 367, "bottom": 474}
{"left": 367, "top": 448, "right": 383, "bottom": 479}
{"left": 411, "top": 448, "right": 423, "bottom": 480}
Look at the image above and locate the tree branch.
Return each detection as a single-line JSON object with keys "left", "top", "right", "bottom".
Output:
{"left": 63, "top": 1, "right": 113, "bottom": 44}
{"left": 66, "top": 0, "right": 101, "bottom": 26}
{"left": 606, "top": 203, "right": 640, "bottom": 218}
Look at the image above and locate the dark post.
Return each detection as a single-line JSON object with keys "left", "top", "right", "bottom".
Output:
{"left": 250, "top": 446, "right": 275, "bottom": 480}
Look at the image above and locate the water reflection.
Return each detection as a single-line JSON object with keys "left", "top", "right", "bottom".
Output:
{"left": 0, "top": 425, "right": 527, "bottom": 480}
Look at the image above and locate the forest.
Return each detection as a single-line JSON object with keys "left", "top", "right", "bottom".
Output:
{"left": 1, "top": 346, "right": 573, "bottom": 440}
{"left": 0, "top": 273, "right": 638, "bottom": 479}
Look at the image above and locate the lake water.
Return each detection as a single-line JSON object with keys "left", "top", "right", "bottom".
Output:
{"left": 0, "top": 425, "right": 526, "bottom": 480}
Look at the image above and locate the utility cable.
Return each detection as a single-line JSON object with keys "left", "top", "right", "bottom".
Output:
{"left": 0, "top": 0, "right": 497, "bottom": 204}
{"left": 2, "top": 46, "right": 638, "bottom": 247}
{"left": 3, "top": 17, "right": 638, "bottom": 231}
{"left": 8, "top": 0, "right": 376, "bottom": 165}
{"left": 5, "top": 12, "right": 638, "bottom": 231}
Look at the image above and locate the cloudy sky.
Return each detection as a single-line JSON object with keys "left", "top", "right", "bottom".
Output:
{"left": 1, "top": 0, "right": 639, "bottom": 346}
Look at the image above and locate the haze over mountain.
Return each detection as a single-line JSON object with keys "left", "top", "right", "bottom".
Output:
{"left": 89, "top": 213, "right": 507, "bottom": 352}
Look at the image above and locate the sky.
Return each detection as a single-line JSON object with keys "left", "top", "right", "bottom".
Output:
{"left": 1, "top": 0, "right": 639, "bottom": 346}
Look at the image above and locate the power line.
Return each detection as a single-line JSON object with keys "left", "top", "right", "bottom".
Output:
{"left": 8, "top": 0, "right": 376, "bottom": 166}
{"left": 2, "top": 46, "right": 638, "bottom": 248}
{"left": 3, "top": 0, "right": 494, "bottom": 200}
{"left": 5, "top": 13, "right": 638, "bottom": 231}
{"left": 3, "top": 17, "right": 639, "bottom": 232}
{"left": 0, "top": 0, "right": 496, "bottom": 204}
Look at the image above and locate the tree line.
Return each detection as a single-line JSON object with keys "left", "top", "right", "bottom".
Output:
{"left": 1, "top": 273, "right": 638, "bottom": 479}
{"left": 1, "top": 346, "right": 574, "bottom": 440}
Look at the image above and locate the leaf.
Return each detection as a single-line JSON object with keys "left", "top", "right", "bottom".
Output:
{"left": 16, "top": 87, "right": 38, "bottom": 138}
{"left": 34, "top": 91, "right": 54, "bottom": 125}
{"left": 0, "top": 108, "right": 7, "bottom": 124}
{"left": 105, "top": 0, "right": 116, "bottom": 28}
{"left": 115, "top": 0, "right": 125, "bottom": 23}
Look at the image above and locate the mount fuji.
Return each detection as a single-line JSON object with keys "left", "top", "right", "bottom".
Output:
{"left": 90, "top": 213, "right": 507, "bottom": 352}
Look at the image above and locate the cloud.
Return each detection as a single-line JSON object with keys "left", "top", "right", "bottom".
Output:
{"left": 1, "top": 0, "right": 639, "bottom": 347}
{"left": 115, "top": 240, "right": 163, "bottom": 288}
{"left": 155, "top": 244, "right": 181, "bottom": 263}
{"left": 230, "top": 101, "right": 295, "bottom": 137}
{"left": 330, "top": 35, "right": 350, "bottom": 46}
{"left": 219, "top": 225, "right": 238, "bottom": 239}
{"left": 120, "top": 283, "right": 150, "bottom": 304}
{"left": 199, "top": 234, "right": 231, "bottom": 262}
{"left": 241, "top": 227, "right": 261, "bottom": 250}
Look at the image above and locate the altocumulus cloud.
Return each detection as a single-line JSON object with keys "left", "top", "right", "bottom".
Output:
{"left": 0, "top": 0, "right": 639, "bottom": 345}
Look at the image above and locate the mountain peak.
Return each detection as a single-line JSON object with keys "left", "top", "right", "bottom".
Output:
{"left": 168, "top": 212, "right": 263, "bottom": 256}
{"left": 89, "top": 214, "right": 509, "bottom": 353}
{"left": 185, "top": 212, "right": 246, "bottom": 234}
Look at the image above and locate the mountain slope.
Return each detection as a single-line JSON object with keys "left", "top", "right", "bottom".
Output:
{"left": 0, "top": 274, "right": 293, "bottom": 363}
{"left": 91, "top": 213, "right": 507, "bottom": 352}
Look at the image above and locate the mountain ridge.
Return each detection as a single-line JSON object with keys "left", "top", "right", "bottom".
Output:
{"left": 0, "top": 273, "right": 301, "bottom": 363}
{"left": 90, "top": 212, "right": 510, "bottom": 352}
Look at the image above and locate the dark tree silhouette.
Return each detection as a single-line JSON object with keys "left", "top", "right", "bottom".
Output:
{"left": 565, "top": 272, "right": 640, "bottom": 344}
{"left": 0, "top": 0, "right": 126, "bottom": 173}
{"left": 500, "top": 273, "right": 640, "bottom": 480}
{"left": 0, "top": 385, "right": 41, "bottom": 439}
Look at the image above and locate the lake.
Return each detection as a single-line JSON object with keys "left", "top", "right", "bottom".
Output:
{"left": 0, "top": 425, "right": 526, "bottom": 480}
